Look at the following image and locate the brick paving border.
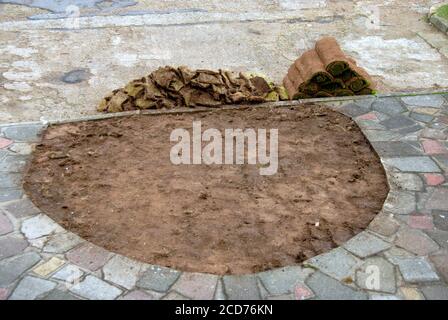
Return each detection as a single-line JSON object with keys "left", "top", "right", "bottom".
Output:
{"left": 1, "top": 92, "right": 448, "bottom": 300}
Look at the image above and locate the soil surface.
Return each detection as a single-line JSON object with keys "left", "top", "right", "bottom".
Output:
{"left": 24, "top": 104, "right": 388, "bottom": 275}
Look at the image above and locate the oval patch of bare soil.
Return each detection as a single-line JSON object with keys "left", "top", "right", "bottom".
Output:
{"left": 23, "top": 104, "right": 388, "bottom": 275}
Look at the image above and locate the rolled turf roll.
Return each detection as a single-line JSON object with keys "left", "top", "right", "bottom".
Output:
{"left": 321, "top": 79, "right": 345, "bottom": 91}
{"left": 355, "top": 88, "right": 375, "bottom": 95}
{"left": 295, "top": 49, "right": 333, "bottom": 85}
{"left": 315, "top": 37, "right": 350, "bottom": 76}
{"left": 334, "top": 88, "right": 355, "bottom": 96}
{"left": 299, "top": 81, "right": 320, "bottom": 96}
{"left": 315, "top": 91, "right": 334, "bottom": 98}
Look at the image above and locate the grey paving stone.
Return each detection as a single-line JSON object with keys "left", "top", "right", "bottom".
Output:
{"left": 339, "top": 103, "right": 369, "bottom": 117}
{"left": 214, "top": 278, "right": 226, "bottom": 300}
{"left": 363, "top": 130, "right": 400, "bottom": 142}
{"left": 343, "top": 232, "right": 391, "bottom": 258}
{"left": 368, "top": 214, "right": 400, "bottom": 237}
{"left": 389, "top": 172, "right": 423, "bottom": 191}
{"left": 397, "top": 124, "right": 423, "bottom": 135}
{"left": 51, "top": 264, "right": 84, "bottom": 283}
{"left": 1, "top": 198, "right": 40, "bottom": 219}
{"left": 429, "top": 252, "right": 448, "bottom": 283}
{"left": 162, "top": 291, "right": 190, "bottom": 300}
{"left": 356, "top": 257, "right": 396, "bottom": 293}
{"left": 369, "top": 293, "right": 401, "bottom": 300}
{"left": 266, "top": 294, "right": 295, "bottom": 300}
{"left": 119, "top": 290, "right": 162, "bottom": 300}
{"left": 410, "top": 112, "right": 434, "bottom": 123}
{"left": 137, "top": 265, "right": 180, "bottom": 292}
{"left": 70, "top": 275, "right": 122, "bottom": 300}
{"left": 306, "top": 272, "right": 368, "bottom": 300}
{"left": 393, "top": 257, "right": 439, "bottom": 283}
{"left": 432, "top": 210, "right": 448, "bottom": 231}
{"left": 419, "top": 128, "right": 448, "bottom": 140}
{"left": 0, "top": 252, "right": 41, "bottom": 286}
{"left": 8, "top": 143, "right": 32, "bottom": 155}
{"left": 354, "top": 97, "right": 376, "bottom": 109}
{"left": 371, "top": 141, "right": 422, "bottom": 157}
{"left": 1, "top": 124, "right": 43, "bottom": 142}
{"left": 0, "top": 155, "right": 27, "bottom": 173}
{"left": 402, "top": 95, "right": 445, "bottom": 108}
{"left": 372, "top": 97, "right": 406, "bottom": 115}
{"left": 425, "top": 230, "right": 448, "bottom": 249}
{"left": 382, "top": 157, "right": 441, "bottom": 173}
{"left": 21, "top": 214, "right": 63, "bottom": 240}
{"left": 421, "top": 284, "right": 448, "bottom": 300}
{"left": 0, "top": 173, "right": 21, "bottom": 188}
{"left": 9, "top": 276, "right": 56, "bottom": 300}
{"left": 103, "top": 255, "right": 144, "bottom": 290}
{"left": 43, "top": 289, "right": 81, "bottom": 300}
{"left": 383, "top": 190, "right": 416, "bottom": 215}
{"left": 43, "top": 232, "right": 83, "bottom": 253}
{"left": 0, "top": 188, "right": 23, "bottom": 202}
{"left": 307, "top": 247, "right": 361, "bottom": 281}
{"left": 432, "top": 155, "right": 448, "bottom": 172}
{"left": 223, "top": 274, "right": 261, "bottom": 300}
{"left": 0, "top": 236, "right": 28, "bottom": 260}
{"left": 424, "top": 188, "right": 448, "bottom": 211}
{"left": 257, "top": 266, "right": 313, "bottom": 296}
{"left": 171, "top": 272, "right": 218, "bottom": 300}
{"left": 0, "top": 211, "right": 13, "bottom": 235}
{"left": 381, "top": 115, "right": 416, "bottom": 130}
{"left": 395, "top": 229, "right": 439, "bottom": 256}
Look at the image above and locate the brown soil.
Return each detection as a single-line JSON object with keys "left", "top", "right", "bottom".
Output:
{"left": 23, "top": 104, "right": 388, "bottom": 275}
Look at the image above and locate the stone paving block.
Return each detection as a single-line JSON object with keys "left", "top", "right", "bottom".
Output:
{"left": 432, "top": 210, "right": 448, "bottom": 231}
{"left": 266, "top": 293, "right": 295, "bottom": 300}
{"left": 413, "top": 107, "right": 440, "bottom": 115}
{"left": 69, "top": 275, "right": 122, "bottom": 300}
{"left": 383, "top": 190, "right": 415, "bottom": 215}
{"left": 307, "top": 247, "right": 361, "bottom": 281}
{"left": 223, "top": 274, "right": 261, "bottom": 300}
{"left": 0, "top": 188, "right": 23, "bottom": 202}
{"left": 51, "top": 264, "right": 84, "bottom": 283}
{"left": 9, "top": 276, "right": 56, "bottom": 300}
{"left": 137, "top": 265, "right": 181, "bottom": 292}
{"left": 21, "top": 214, "right": 63, "bottom": 240}
{"left": 66, "top": 243, "right": 111, "bottom": 271}
{"left": 0, "top": 155, "right": 27, "bottom": 173}
{"left": 1, "top": 198, "right": 40, "bottom": 218}
{"left": 401, "top": 95, "right": 445, "bottom": 108}
{"left": 397, "top": 124, "right": 423, "bottom": 135}
{"left": 119, "top": 290, "right": 162, "bottom": 300}
{"left": 424, "top": 188, "right": 448, "bottom": 211}
{"left": 389, "top": 172, "right": 423, "bottom": 191}
{"left": 306, "top": 272, "right": 367, "bottom": 300}
{"left": 0, "top": 211, "right": 13, "bottom": 235}
{"left": 257, "top": 266, "right": 313, "bottom": 296}
{"left": 421, "top": 284, "right": 448, "bottom": 300}
{"left": 0, "top": 173, "right": 21, "bottom": 189}
{"left": 369, "top": 293, "right": 401, "bottom": 300}
{"left": 429, "top": 252, "right": 448, "bottom": 283}
{"left": 1, "top": 124, "right": 43, "bottom": 142}
{"left": 33, "top": 257, "right": 65, "bottom": 277}
{"left": 43, "top": 232, "right": 83, "bottom": 253}
{"left": 356, "top": 257, "right": 396, "bottom": 293}
{"left": 43, "top": 289, "right": 81, "bottom": 300}
{"left": 419, "top": 128, "right": 447, "bottom": 140}
{"left": 0, "top": 252, "right": 41, "bottom": 286}
{"left": 432, "top": 155, "right": 448, "bottom": 172}
{"left": 8, "top": 143, "right": 33, "bottom": 155}
{"left": 0, "top": 137, "right": 13, "bottom": 149}
{"left": 381, "top": 115, "right": 416, "bottom": 130}
{"left": 383, "top": 157, "right": 441, "bottom": 173}
{"left": 294, "top": 284, "right": 314, "bottom": 300}
{"left": 395, "top": 229, "right": 439, "bottom": 256}
{"left": 394, "top": 257, "right": 439, "bottom": 283}
{"left": 343, "top": 232, "right": 391, "bottom": 258}
{"left": 363, "top": 129, "right": 400, "bottom": 142}
{"left": 354, "top": 97, "right": 376, "bottom": 109}
{"left": 424, "top": 173, "right": 445, "bottom": 186}
{"left": 422, "top": 140, "right": 448, "bottom": 155}
{"left": 0, "top": 236, "right": 28, "bottom": 260}
{"left": 407, "top": 215, "right": 434, "bottom": 230}
{"left": 399, "top": 287, "right": 425, "bottom": 300}
{"left": 371, "top": 141, "right": 422, "bottom": 157}
{"left": 0, "top": 287, "right": 9, "bottom": 300}
{"left": 425, "top": 230, "right": 448, "bottom": 249}
{"left": 368, "top": 214, "right": 400, "bottom": 236}
{"left": 171, "top": 272, "right": 218, "bottom": 300}
{"left": 214, "top": 278, "right": 226, "bottom": 300}
{"left": 372, "top": 98, "right": 406, "bottom": 115}
{"left": 410, "top": 112, "right": 434, "bottom": 123}
{"left": 339, "top": 103, "right": 369, "bottom": 117}
{"left": 103, "top": 255, "right": 144, "bottom": 290}
{"left": 162, "top": 291, "right": 190, "bottom": 300}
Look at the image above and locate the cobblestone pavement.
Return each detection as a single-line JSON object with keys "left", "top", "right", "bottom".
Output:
{"left": 1, "top": 93, "right": 448, "bottom": 300}
{"left": 1, "top": 0, "right": 448, "bottom": 123}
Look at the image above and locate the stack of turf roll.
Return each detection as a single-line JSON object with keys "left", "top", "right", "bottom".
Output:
{"left": 283, "top": 37, "right": 376, "bottom": 99}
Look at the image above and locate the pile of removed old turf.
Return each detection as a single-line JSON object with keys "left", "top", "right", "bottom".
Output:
{"left": 283, "top": 37, "right": 376, "bottom": 99}
{"left": 98, "top": 66, "right": 288, "bottom": 113}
